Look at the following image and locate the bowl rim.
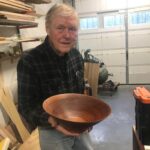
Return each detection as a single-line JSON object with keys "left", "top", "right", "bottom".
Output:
{"left": 43, "top": 93, "right": 111, "bottom": 123}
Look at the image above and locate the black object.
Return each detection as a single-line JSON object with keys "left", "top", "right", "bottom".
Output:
{"left": 135, "top": 100, "right": 150, "bottom": 145}
{"left": 133, "top": 87, "right": 150, "bottom": 145}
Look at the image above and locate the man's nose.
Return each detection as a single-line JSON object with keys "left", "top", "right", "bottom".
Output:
{"left": 63, "top": 28, "right": 71, "bottom": 37}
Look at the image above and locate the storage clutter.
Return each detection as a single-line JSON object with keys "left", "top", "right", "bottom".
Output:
{"left": 133, "top": 86, "right": 150, "bottom": 145}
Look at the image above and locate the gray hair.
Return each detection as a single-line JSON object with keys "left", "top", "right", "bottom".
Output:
{"left": 45, "top": 3, "right": 78, "bottom": 26}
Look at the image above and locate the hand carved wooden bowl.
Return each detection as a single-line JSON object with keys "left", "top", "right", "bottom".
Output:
{"left": 43, "top": 93, "right": 111, "bottom": 133}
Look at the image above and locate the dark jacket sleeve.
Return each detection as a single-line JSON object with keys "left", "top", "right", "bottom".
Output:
{"left": 17, "top": 54, "right": 49, "bottom": 130}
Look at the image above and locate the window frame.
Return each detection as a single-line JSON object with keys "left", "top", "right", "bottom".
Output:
{"left": 128, "top": 9, "right": 150, "bottom": 25}
{"left": 79, "top": 16, "right": 99, "bottom": 31}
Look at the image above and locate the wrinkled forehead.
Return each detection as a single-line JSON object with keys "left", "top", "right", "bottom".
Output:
{"left": 51, "top": 15, "right": 79, "bottom": 30}
{"left": 51, "top": 12, "right": 78, "bottom": 24}
{"left": 46, "top": 14, "right": 79, "bottom": 29}
{"left": 56, "top": 8, "right": 77, "bottom": 18}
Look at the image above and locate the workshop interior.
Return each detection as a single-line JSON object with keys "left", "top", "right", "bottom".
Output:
{"left": 0, "top": 0, "right": 150, "bottom": 149}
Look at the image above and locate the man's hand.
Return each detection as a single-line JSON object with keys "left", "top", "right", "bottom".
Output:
{"left": 48, "top": 116, "right": 80, "bottom": 136}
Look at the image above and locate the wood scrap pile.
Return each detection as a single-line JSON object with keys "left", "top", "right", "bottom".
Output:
{"left": 0, "top": 0, "right": 37, "bottom": 24}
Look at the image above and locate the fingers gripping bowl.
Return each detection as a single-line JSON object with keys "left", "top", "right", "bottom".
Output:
{"left": 43, "top": 93, "right": 111, "bottom": 133}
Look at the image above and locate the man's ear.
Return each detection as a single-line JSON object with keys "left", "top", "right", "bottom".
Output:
{"left": 45, "top": 23, "right": 49, "bottom": 33}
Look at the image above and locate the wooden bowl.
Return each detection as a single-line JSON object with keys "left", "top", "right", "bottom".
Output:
{"left": 43, "top": 93, "right": 111, "bottom": 133}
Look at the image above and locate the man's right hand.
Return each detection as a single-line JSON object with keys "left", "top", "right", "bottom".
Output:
{"left": 48, "top": 116, "right": 80, "bottom": 137}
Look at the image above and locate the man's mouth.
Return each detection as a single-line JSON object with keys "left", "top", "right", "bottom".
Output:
{"left": 61, "top": 42, "right": 71, "bottom": 45}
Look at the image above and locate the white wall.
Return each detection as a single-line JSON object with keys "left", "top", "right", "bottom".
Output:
{"left": 76, "top": 0, "right": 150, "bottom": 84}
{"left": 76, "top": 0, "right": 150, "bottom": 13}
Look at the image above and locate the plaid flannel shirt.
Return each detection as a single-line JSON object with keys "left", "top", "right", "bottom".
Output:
{"left": 17, "top": 36, "right": 85, "bottom": 130}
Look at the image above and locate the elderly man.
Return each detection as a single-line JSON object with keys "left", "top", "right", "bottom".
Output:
{"left": 17, "top": 3, "right": 93, "bottom": 150}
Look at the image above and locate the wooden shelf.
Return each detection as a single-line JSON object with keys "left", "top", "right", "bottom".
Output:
{"left": 0, "top": 19, "right": 38, "bottom": 27}
{"left": 0, "top": 0, "right": 39, "bottom": 61}
{"left": 0, "top": 37, "right": 41, "bottom": 46}
{"left": 17, "top": 38, "right": 41, "bottom": 42}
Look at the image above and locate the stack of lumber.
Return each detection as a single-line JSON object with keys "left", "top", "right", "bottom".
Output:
{"left": 0, "top": 0, "right": 34, "bottom": 13}
{"left": 0, "top": 0, "right": 37, "bottom": 24}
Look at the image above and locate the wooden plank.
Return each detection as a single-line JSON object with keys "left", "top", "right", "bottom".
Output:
{"left": 19, "top": 128, "right": 40, "bottom": 150}
{"left": 8, "top": 0, "right": 33, "bottom": 9}
{"left": 0, "top": 134, "right": 3, "bottom": 141}
{"left": 0, "top": 126, "right": 17, "bottom": 146}
{"left": 0, "top": 87, "right": 30, "bottom": 142}
{"left": 3, "top": 17, "right": 35, "bottom": 23}
{"left": 15, "top": 37, "right": 41, "bottom": 42}
{"left": 5, "top": 124, "right": 18, "bottom": 142}
{"left": 0, "top": 37, "right": 6, "bottom": 41}
{"left": 84, "top": 62, "right": 100, "bottom": 97}
{"left": 0, "top": 2, "right": 26, "bottom": 12}
{"left": 0, "top": 11, "right": 35, "bottom": 21}
{"left": 0, "top": 0, "right": 32, "bottom": 11}
{"left": 0, "top": 18, "right": 38, "bottom": 27}
{"left": 0, "top": 37, "right": 17, "bottom": 41}
{"left": 0, "top": 36, "right": 40, "bottom": 43}
{"left": 0, "top": 41, "right": 11, "bottom": 45}
{"left": 0, "top": 137, "right": 10, "bottom": 150}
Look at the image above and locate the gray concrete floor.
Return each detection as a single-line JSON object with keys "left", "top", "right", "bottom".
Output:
{"left": 89, "top": 85, "right": 150, "bottom": 150}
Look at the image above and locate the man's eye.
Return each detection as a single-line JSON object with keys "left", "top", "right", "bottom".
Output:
{"left": 56, "top": 26, "right": 77, "bottom": 33}
{"left": 57, "top": 27, "right": 65, "bottom": 31}
{"left": 69, "top": 27, "right": 77, "bottom": 32}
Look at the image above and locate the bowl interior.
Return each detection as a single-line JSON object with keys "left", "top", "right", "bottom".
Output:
{"left": 43, "top": 93, "right": 111, "bottom": 124}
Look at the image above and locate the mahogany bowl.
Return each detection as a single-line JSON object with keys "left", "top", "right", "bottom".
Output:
{"left": 43, "top": 93, "right": 111, "bottom": 133}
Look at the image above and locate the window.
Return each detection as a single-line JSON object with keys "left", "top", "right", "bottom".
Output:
{"left": 80, "top": 17, "right": 99, "bottom": 30}
{"left": 104, "top": 14, "right": 124, "bottom": 28}
{"left": 129, "top": 10, "right": 150, "bottom": 25}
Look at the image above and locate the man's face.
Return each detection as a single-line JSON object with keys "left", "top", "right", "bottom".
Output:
{"left": 46, "top": 15, "right": 78, "bottom": 56}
